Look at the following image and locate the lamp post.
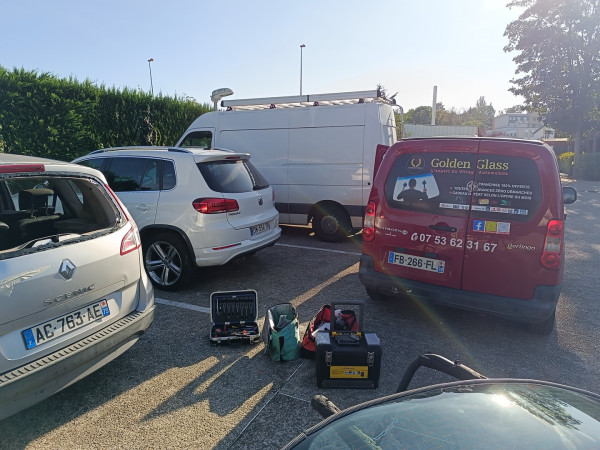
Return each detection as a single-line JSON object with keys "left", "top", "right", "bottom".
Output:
{"left": 300, "top": 44, "right": 306, "bottom": 95}
{"left": 147, "top": 58, "right": 154, "bottom": 97}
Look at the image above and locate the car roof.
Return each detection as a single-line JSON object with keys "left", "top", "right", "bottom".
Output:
{"left": 80, "top": 146, "right": 251, "bottom": 161}
{"left": 0, "top": 153, "right": 108, "bottom": 180}
{"left": 400, "top": 136, "right": 546, "bottom": 145}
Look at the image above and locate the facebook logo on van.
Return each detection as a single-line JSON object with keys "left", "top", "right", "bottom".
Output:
{"left": 473, "top": 220, "right": 485, "bottom": 232}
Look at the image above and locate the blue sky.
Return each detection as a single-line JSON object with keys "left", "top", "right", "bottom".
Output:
{"left": 1, "top": 0, "right": 523, "bottom": 113}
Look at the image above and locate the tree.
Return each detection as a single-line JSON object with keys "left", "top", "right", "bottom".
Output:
{"left": 504, "top": 105, "right": 525, "bottom": 113}
{"left": 405, "top": 105, "right": 432, "bottom": 124}
{"left": 504, "top": 0, "right": 600, "bottom": 156}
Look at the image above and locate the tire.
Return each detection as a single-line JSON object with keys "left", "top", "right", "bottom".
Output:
{"left": 528, "top": 310, "right": 555, "bottom": 335}
{"left": 143, "top": 232, "right": 191, "bottom": 291}
{"left": 366, "top": 287, "right": 391, "bottom": 301}
{"left": 313, "top": 204, "right": 352, "bottom": 242}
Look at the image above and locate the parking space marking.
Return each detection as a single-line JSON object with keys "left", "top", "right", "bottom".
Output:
{"left": 275, "top": 243, "right": 361, "bottom": 256}
{"left": 155, "top": 298, "right": 210, "bottom": 314}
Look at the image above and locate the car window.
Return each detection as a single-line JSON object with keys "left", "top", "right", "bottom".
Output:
{"left": 197, "top": 160, "right": 269, "bottom": 193}
{"left": 384, "top": 152, "right": 477, "bottom": 217}
{"left": 104, "top": 157, "right": 145, "bottom": 192}
{"left": 0, "top": 175, "right": 117, "bottom": 253}
{"left": 180, "top": 131, "right": 213, "bottom": 148}
{"left": 78, "top": 158, "right": 107, "bottom": 172}
{"left": 161, "top": 159, "right": 176, "bottom": 190}
{"left": 140, "top": 158, "right": 160, "bottom": 191}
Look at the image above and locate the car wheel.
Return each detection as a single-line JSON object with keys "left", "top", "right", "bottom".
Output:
{"left": 313, "top": 204, "right": 352, "bottom": 242}
{"left": 143, "top": 232, "right": 191, "bottom": 291}
{"left": 528, "top": 310, "right": 555, "bottom": 335}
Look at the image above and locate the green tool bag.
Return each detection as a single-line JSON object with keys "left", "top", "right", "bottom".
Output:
{"left": 262, "top": 303, "right": 300, "bottom": 362}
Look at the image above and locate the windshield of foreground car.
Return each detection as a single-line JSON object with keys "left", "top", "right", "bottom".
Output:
{"left": 292, "top": 381, "right": 600, "bottom": 449}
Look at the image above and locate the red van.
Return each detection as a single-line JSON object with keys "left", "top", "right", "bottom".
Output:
{"left": 359, "top": 137, "right": 577, "bottom": 334}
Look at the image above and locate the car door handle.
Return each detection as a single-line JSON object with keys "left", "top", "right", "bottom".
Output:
{"left": 429, "top": 224, "right": 457, "bottom": 232}
{"left": 136, "top": 204, "right": 150, "bottom": 211}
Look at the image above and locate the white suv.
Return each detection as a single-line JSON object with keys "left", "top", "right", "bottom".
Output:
{"left": 73, "top": 147, "right": 281, "bottom": 290}
{"left": 0, "top": 154, "right": 155, "bottom": 420}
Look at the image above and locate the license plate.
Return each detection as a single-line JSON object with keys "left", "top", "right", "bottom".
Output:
{"left": 388, "top": 252, "right": 445, "bottom": 273}
{"left": 22, "top": 300, "right": 110, "bottom": 350}
{"left": 250, "top": 220, "right": 271, "bottom": 236}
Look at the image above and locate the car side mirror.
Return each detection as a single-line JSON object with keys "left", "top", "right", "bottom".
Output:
{"left": 563, "top": 186, "right": 577, "bottom": 204}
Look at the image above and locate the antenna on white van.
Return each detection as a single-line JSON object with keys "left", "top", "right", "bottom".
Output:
{"left": 211, "top": 88, "right": 234, "bottom": 111}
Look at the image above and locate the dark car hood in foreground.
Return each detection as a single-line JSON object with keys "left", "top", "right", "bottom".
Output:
{"left": 285, "top": 379, "right": 600, "bottom": 449}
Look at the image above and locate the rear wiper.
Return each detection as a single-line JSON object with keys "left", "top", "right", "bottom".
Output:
{"left": 20, "top": 233, "right": 82, "bottom": 249}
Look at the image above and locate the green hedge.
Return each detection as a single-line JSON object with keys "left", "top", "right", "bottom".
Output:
{"left": 558, "top": 152, "right": 574, "bottom": 175}
{"left": 0, "top": 66, "right": 211, "bottom": 161}
{"left": 573, "top": 153, "right": 600, "bottom": 181}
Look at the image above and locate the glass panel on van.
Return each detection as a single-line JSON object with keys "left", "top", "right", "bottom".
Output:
{"left": 384, "top": 152, "right": 477, "bottom": 217}
{"left": 180, "top": 131, "right": 212, "bottom": 148}
{"left": 471, "top": 156, "right": 541, "bottom": 222}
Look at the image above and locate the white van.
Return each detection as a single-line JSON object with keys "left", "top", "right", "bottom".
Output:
{"left": 176, "top": 90, "right": 398, "bottom": 241}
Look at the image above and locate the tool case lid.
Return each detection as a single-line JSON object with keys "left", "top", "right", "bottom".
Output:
{"left": 210, "top": 289, "right": 258, "bottom": 325}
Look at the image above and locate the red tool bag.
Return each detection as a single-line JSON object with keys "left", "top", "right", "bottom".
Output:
{"left": 300, "top": 305, "right": 359, "bottom": 358}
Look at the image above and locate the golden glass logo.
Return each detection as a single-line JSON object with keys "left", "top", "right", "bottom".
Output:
{"left": 407, "top": 157, "right": 424, "bottom": 173}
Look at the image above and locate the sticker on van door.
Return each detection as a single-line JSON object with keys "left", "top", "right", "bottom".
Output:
{"left": 393, "top": 173, "right": 439, "bottom": 209}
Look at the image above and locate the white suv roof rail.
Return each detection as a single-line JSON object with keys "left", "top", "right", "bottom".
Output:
{"left": 88, "top": 146, "right": 193, "bottom": 155}
{"left": 221, "top": 89, "right": 396, "bottom": 111}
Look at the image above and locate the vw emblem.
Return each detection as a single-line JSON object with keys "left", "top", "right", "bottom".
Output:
{"left": 59, "top": 259, "right": 76, "bottom": 280}
{"left": 258, "top": 197, "right": 263, "bottom": 206}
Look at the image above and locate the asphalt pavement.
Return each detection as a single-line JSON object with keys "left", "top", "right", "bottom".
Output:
{"left": 0, "top": 176, "right": 599, "bottom": 449}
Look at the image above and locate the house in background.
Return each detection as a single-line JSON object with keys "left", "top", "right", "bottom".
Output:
{"left": 488, "top": 112, "right": 555, "bottom": 140}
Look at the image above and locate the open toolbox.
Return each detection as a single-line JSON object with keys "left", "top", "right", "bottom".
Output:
{"left": 209, "top": 290, "right": 260, "bottom": 344}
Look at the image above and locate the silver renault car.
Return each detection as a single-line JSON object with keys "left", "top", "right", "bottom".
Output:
{"left": 0, "top": 154, "right": 155, "bottom": 420}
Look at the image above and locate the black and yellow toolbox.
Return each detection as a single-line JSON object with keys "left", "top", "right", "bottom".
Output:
{"left": 209, "top": 290, "right": 260, "bottom": 344}
{"left": 315, "top": 300, "right": 382, "bottom": 388}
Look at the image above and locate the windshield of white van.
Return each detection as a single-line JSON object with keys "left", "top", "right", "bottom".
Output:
{"left": 180, "top": 131, "right": 212, "bottom": 148}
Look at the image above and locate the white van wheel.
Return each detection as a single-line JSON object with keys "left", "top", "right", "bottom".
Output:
{"left": 313, "top": 205, "right": 351, "bottom": 242}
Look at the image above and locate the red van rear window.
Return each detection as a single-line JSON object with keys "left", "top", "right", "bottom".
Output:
{"left": 384, "top": 153, "right": 541, "bottom": 222}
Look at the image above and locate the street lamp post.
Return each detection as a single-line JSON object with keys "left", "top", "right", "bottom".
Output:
{"left": 148, "top": 58, "right": 154, "bottom": 97}
{"left": 300, "top": 44, "right": 306, "bottom": 95}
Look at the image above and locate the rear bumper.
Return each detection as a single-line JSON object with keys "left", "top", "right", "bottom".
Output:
{"left": 359, "top": 255, "right": 559, "bottom": 324}
{"left": 0, "top": 305, "right": 155, "bottom": 421}
{"left": 193, "top": 226, "right": 282, "bottom": 266}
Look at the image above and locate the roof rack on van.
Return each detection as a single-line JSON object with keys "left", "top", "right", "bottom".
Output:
{"left": 220, "top": 89, "right": 396, "bottom": 111}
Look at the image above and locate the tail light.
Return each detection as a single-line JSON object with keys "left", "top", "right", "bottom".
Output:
{"left": 103, "top": 182, "right": 140, "bottom": 255}
{"left": 540, "top": 219, "right": 564, "bottom": 270}
{"left": 193, "top": 198, "right": 239, "bottom": 214}
{"left": 363, "top": 201, "right": 376, "bottom": 242}
{"left": 0, "top": 164, "right": 45, "bottom": 173}
{"left": 121, "top": 224, "right": 141, "bottom": 255}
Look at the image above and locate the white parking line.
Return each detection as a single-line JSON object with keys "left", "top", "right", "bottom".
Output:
{"left": 155, "top": 244, "right": 359, "bottom": 314}
{"left": 275, "top": 243, "right": 361, "bottom": 256}
{"left": 155, "top": 298, "right": 210, "bottom": 314}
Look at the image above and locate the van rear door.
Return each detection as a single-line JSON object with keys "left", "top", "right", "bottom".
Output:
{"left": 375, "top": 139, "right": 478, "bottom": 290}
{"left": 462, "top": 140, "right": 556, "bottom": 300}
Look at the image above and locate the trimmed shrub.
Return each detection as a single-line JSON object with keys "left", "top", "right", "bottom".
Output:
{"left": 558, "top": 152, "right": 574, "bottom": 175}
{"left": 0, "top": 66, "right": 211, "bottom": 161}
{"left": 573, "top": 153, "right": 600, "bottom": 181}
